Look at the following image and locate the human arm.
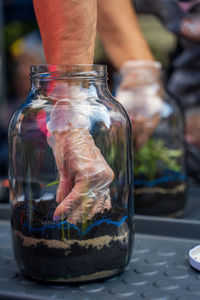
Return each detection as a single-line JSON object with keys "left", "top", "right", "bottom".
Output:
{"left": 33, "top": 0, "right": 97, "bottom": 64}
{"left": 97, "top": 0, "right": 154, "bottom": 69}
{"left": 97, "top": 0, "right": 161, "bottom": 150}
{"left": 32, "top": 1, "right": 114, "bottom": 224}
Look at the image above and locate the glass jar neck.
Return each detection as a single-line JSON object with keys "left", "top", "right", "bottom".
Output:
{"left": 30, "top": 64, "right": 108, "bottom": 99}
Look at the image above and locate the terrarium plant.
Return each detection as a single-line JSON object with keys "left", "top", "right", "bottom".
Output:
{"left": 134, "top": 138, "right": 183, "bottom": 181}
{"left": 133, "top": 138, "right": 186, "bottom": 216}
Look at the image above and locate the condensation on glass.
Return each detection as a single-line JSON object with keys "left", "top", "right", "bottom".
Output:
{"left": 8, "top": 65, "right": 134, "bottom": 282}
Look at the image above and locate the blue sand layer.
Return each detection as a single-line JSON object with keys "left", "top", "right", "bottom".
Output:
{"left": 134, "top": 170, "right": 186, "bottom": 187}
{"left": 22, "top": 215, "right": 128, "bottom": 237}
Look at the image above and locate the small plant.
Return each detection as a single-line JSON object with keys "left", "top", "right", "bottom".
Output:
{"left": 134, "top": 139, "right": 183, "bottom": 181}
{"left": 46, "top": 180, "right": 59, "bottom": 188}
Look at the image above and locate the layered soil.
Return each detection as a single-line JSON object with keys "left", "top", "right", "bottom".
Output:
{"left": 12, "top": 197, "right": 133, "bottom": 282}
{"left": 134, "top": 180, "right": 186, "bottom": 216}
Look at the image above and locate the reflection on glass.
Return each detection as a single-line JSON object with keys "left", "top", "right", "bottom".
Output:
{"left": 8, "top": 65, "right": 134, "bottom": 282}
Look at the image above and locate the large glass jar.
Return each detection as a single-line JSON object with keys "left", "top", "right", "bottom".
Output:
{"left": 116, "top": 61, "right": 186, "bottom": 217}
{"left": 8, "top": 65, "right": 134, "bottom": 283}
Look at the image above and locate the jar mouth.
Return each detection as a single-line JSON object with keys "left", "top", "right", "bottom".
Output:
{"left": 30, "top": 64, "right": 107, "bottom": 80}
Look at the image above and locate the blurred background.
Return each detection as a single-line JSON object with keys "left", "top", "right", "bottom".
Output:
{"left": 0, "top": 0, "right": 200, "bottom": 218}
{"left": 0, "top": 0, "right": 45, "bottom": 198}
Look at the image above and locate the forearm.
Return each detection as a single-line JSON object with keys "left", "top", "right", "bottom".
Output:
{"left": 33, "top": 0, "right": 97, "bottom": 64}
{"left": 97, "top": 0, "right": 154, "bottom": 69}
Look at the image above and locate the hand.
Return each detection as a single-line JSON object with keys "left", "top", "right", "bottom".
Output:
{"left": 47, "top": 90, "right": 114, "bottom": 225}
{"left": 116, "top": 60, "right": 163, "bottom": 151}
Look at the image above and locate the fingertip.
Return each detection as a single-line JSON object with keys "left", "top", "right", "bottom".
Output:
{"left": 53, "top": 214, "right": 61, "bottom": 222}
{"left": 56, "top": 196, "right": 62, "bottom": 203}
{"left": 53, "top": 203, "right": 64, "bottom": 222}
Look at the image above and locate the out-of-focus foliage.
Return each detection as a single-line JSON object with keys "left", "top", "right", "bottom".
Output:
{"left": 134, "top": 139, "right": 182, "bottom": 180}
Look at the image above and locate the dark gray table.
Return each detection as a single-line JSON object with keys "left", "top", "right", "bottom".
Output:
{"left": 0, "top": 218, "right": 200, "bottom": 300}
{"left": 1, "top": 187, "right": 200, "bottom": 299}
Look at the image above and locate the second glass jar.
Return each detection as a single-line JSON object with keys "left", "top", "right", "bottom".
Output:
{"left": 116, "top": 61, "right": 186, "bottom": 217}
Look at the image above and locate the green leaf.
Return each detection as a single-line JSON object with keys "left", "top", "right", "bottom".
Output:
{"left": 134, "top": 139, "right": 183, "bottom": 179}
{"left": 46, "top": 180, "right": 59, "bottom": 188}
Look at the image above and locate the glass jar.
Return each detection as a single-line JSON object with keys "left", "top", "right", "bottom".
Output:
{"left": 8, "top": 65, "right": 134, "bottom": 283}
{"left": 116, "top": 61, "right": 186, "bottom": 217}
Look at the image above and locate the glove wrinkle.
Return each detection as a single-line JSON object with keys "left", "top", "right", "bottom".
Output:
{"left": 47, "top": 94, "right": 114, "bottom": 224}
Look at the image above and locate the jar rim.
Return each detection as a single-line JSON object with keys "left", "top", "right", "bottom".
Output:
{"left": 30, "top": 64, "right": 107, "bottom": 80}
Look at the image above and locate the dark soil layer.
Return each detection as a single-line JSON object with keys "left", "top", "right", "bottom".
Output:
{"left": 134, "top": 180, "right": 186, "bottom": 216}
{"left": 12, "top": 198, "right": 134, "bottom": 282}
{"left": 13, "top": 234, "right": 130, "bottom": 282}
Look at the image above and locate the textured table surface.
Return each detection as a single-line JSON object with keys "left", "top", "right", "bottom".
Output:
{"left": 0, "top": 220, "right": 200, "bottom": 300}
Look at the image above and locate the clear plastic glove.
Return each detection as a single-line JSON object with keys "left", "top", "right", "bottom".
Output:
{"left": 47, "top": 90, "right": 114, "bottom": 224}
{"left": 116, "top": 60, "right": 163, "bottom": 151}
